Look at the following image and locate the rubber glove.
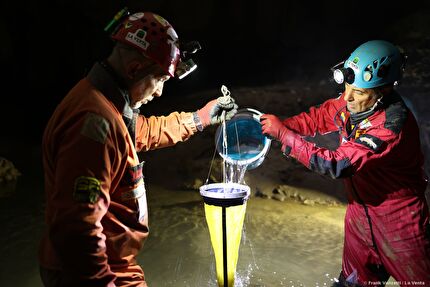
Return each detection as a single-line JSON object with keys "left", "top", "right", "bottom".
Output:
{"left": 260, "top": 114, "right": 292, "bottom": 154}
{"left": 194, "top": 96, "right": 238, "bottom": 131}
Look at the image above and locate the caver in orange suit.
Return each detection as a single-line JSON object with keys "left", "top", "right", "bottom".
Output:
{"left": 38, "top": 10, "right": 238, "bottom": 287}
{"left": 39, "top": 61, "right": 198, "bottom": 287}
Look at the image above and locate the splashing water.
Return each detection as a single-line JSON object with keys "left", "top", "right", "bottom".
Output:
{"left": 225, "top": 162, "right": 248, "bottom": 184}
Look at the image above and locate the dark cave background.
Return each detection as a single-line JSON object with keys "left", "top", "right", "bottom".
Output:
{"left": 2, "top": 0, "right": 430, "bottom": 143}
{"left": 1, "top": 0, "right": 430, "bottom": 198}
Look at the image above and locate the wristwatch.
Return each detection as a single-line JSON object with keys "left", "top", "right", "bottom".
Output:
{"left": 193, "top": 112, "right": 204, "bottom": 132}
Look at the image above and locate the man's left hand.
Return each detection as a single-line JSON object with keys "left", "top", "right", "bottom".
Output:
{"left": 195, "top": 96, "right": 238, "bottom": 130}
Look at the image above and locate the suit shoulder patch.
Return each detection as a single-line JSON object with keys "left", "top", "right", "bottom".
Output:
{"left": 384, "top": 101, "right": 408, "bottom": 134}
{"left": 355, "top": 134, "right": 384, "bottom": 152}
{"left": 80, "top": 112, "right": 110, "bottom": 144}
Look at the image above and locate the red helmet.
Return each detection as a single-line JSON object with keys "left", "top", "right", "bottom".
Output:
{"left": 111, "top": 12, "right": 180, "bottom": 77}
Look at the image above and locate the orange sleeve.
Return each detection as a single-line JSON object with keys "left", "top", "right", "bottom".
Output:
{"left": 47, "top": 112, "right": 118, "bottom": 286}
{"left": 135, "top": 111, "right": 198, "bottom": 152}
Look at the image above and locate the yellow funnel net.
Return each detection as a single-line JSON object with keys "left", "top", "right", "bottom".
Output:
{"left": 200, "top": 85, "right": 255, "bottom": 286}
{"left": 204, "top": 202, "right": 247, "bottom": 287}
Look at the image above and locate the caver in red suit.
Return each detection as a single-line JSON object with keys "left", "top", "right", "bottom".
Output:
{"left": 261, "top": 40, "right": 430, "bottom": 286}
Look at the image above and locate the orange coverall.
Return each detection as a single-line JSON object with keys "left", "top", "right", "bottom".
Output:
{"left": 39, "top": 62, "right": 197, "bottom": 286}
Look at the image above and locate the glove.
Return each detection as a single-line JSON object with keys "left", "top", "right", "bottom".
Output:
{"left": 194, "top": 96, "right": 238, "bottom": 130}
{"left": 260, "top": 114, "right": 288, "bottom": 140}
{"left": 260, "top": 114, "right": 292, "bottom": 154}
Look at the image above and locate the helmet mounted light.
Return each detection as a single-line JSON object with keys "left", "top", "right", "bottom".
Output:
{"left": 175, "top": 41, "right": 201, "bottom": 79}
{"left": 331, "top": 61, "right": 355, "bottom": 84}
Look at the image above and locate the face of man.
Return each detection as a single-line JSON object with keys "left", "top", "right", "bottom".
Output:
{"left": 343, "top": 83, "right": 378, "bottom": 114}
{"left": 128, "top": 66, "right": 170, "bottom": 109}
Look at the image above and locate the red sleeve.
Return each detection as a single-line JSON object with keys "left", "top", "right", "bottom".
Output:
{"left": 47, "top": 112, "right": 118, "bottom": 286}
{"left": 283, "top": 97, "right": 343, "bottom": 136}
{"left": 282, "top": 124, "right": 396, "bottom": 179}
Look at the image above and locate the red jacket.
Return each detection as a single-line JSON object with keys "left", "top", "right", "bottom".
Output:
{"left": 39, "top": 62, "right": 197, "bottom": 286}
{"left": 283, "top": 92, "right": 427, "bottom": 205}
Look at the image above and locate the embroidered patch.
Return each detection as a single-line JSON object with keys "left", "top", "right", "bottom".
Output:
{"left": 121, "top": 162, "right": 144, "bottom": 186}
{"left": 355, "top": 134, "right": 384, "bottom": 152}
{"left": 354, "top": 129, "right": 366, "bottom": 139}
{"left": 73, "top": 176, "right": 101, "bottom": 204}
{"left": 358, "top": 118, "right": 372, "bottom": 129}
{"left": 358, "top": 136, "right": 377, "bottom": 149}
{"left": 80, "top": 113, "right": 110, "bottom": 144}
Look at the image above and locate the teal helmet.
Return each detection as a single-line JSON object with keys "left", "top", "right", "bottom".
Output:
{"left": 333, "top": 40, "right": 406, "bottom": 89}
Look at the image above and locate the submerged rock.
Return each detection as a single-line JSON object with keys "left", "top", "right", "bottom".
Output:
{"left": 0, "top": 157, "right": 21, "bottom": 198}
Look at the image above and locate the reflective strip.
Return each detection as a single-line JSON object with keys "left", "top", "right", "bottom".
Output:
{"left": 121, "top": 184, "right": 146, "bottom": 201}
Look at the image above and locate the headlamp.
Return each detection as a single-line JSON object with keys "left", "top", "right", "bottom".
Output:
{"left": 175, "top": 41, "right": 201, "bottom": 79}
{"left": 176, "top": 59, "right": 198, "bottom": 79}
{"left": 333, "top": 69, "right": 345, "bottom": 84}
{"left": 331, "top": 61, "right": 355, "bottom": 85}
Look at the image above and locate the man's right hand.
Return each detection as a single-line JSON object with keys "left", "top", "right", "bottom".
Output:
{"left": 260, "top": 114, "right": 294, "bottom": 155}
{"left": 260, "top": 114, "right": 288, "bottom": 140}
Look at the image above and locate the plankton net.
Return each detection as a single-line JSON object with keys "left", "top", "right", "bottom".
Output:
{"left": 199, "top": 85, "right": 271, "bottom": 287}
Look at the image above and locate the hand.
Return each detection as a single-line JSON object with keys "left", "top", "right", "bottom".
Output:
{"left": 195, "top": 96, "right": 238, "bottom": 129}
{"left": 260, "top": 114, "right": 296, "bottom": 156}
{"left": 260, "top": 114, "right": 289, "bottom": 140}
{"left": 260, "top": 114, "right": 299, "bottom": 156}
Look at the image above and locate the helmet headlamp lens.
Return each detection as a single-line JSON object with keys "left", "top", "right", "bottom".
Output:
{"left": 176, "top": 59, "right": 198, "bottom": 79}
{"left": 175, "top": 41, "right": 201, "bottom": 79}
{"left": 333, "top": 69, "right": 344, "bottom": 84}
{"left": 333, "top": 67, "right": 355, "bottom": 85}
